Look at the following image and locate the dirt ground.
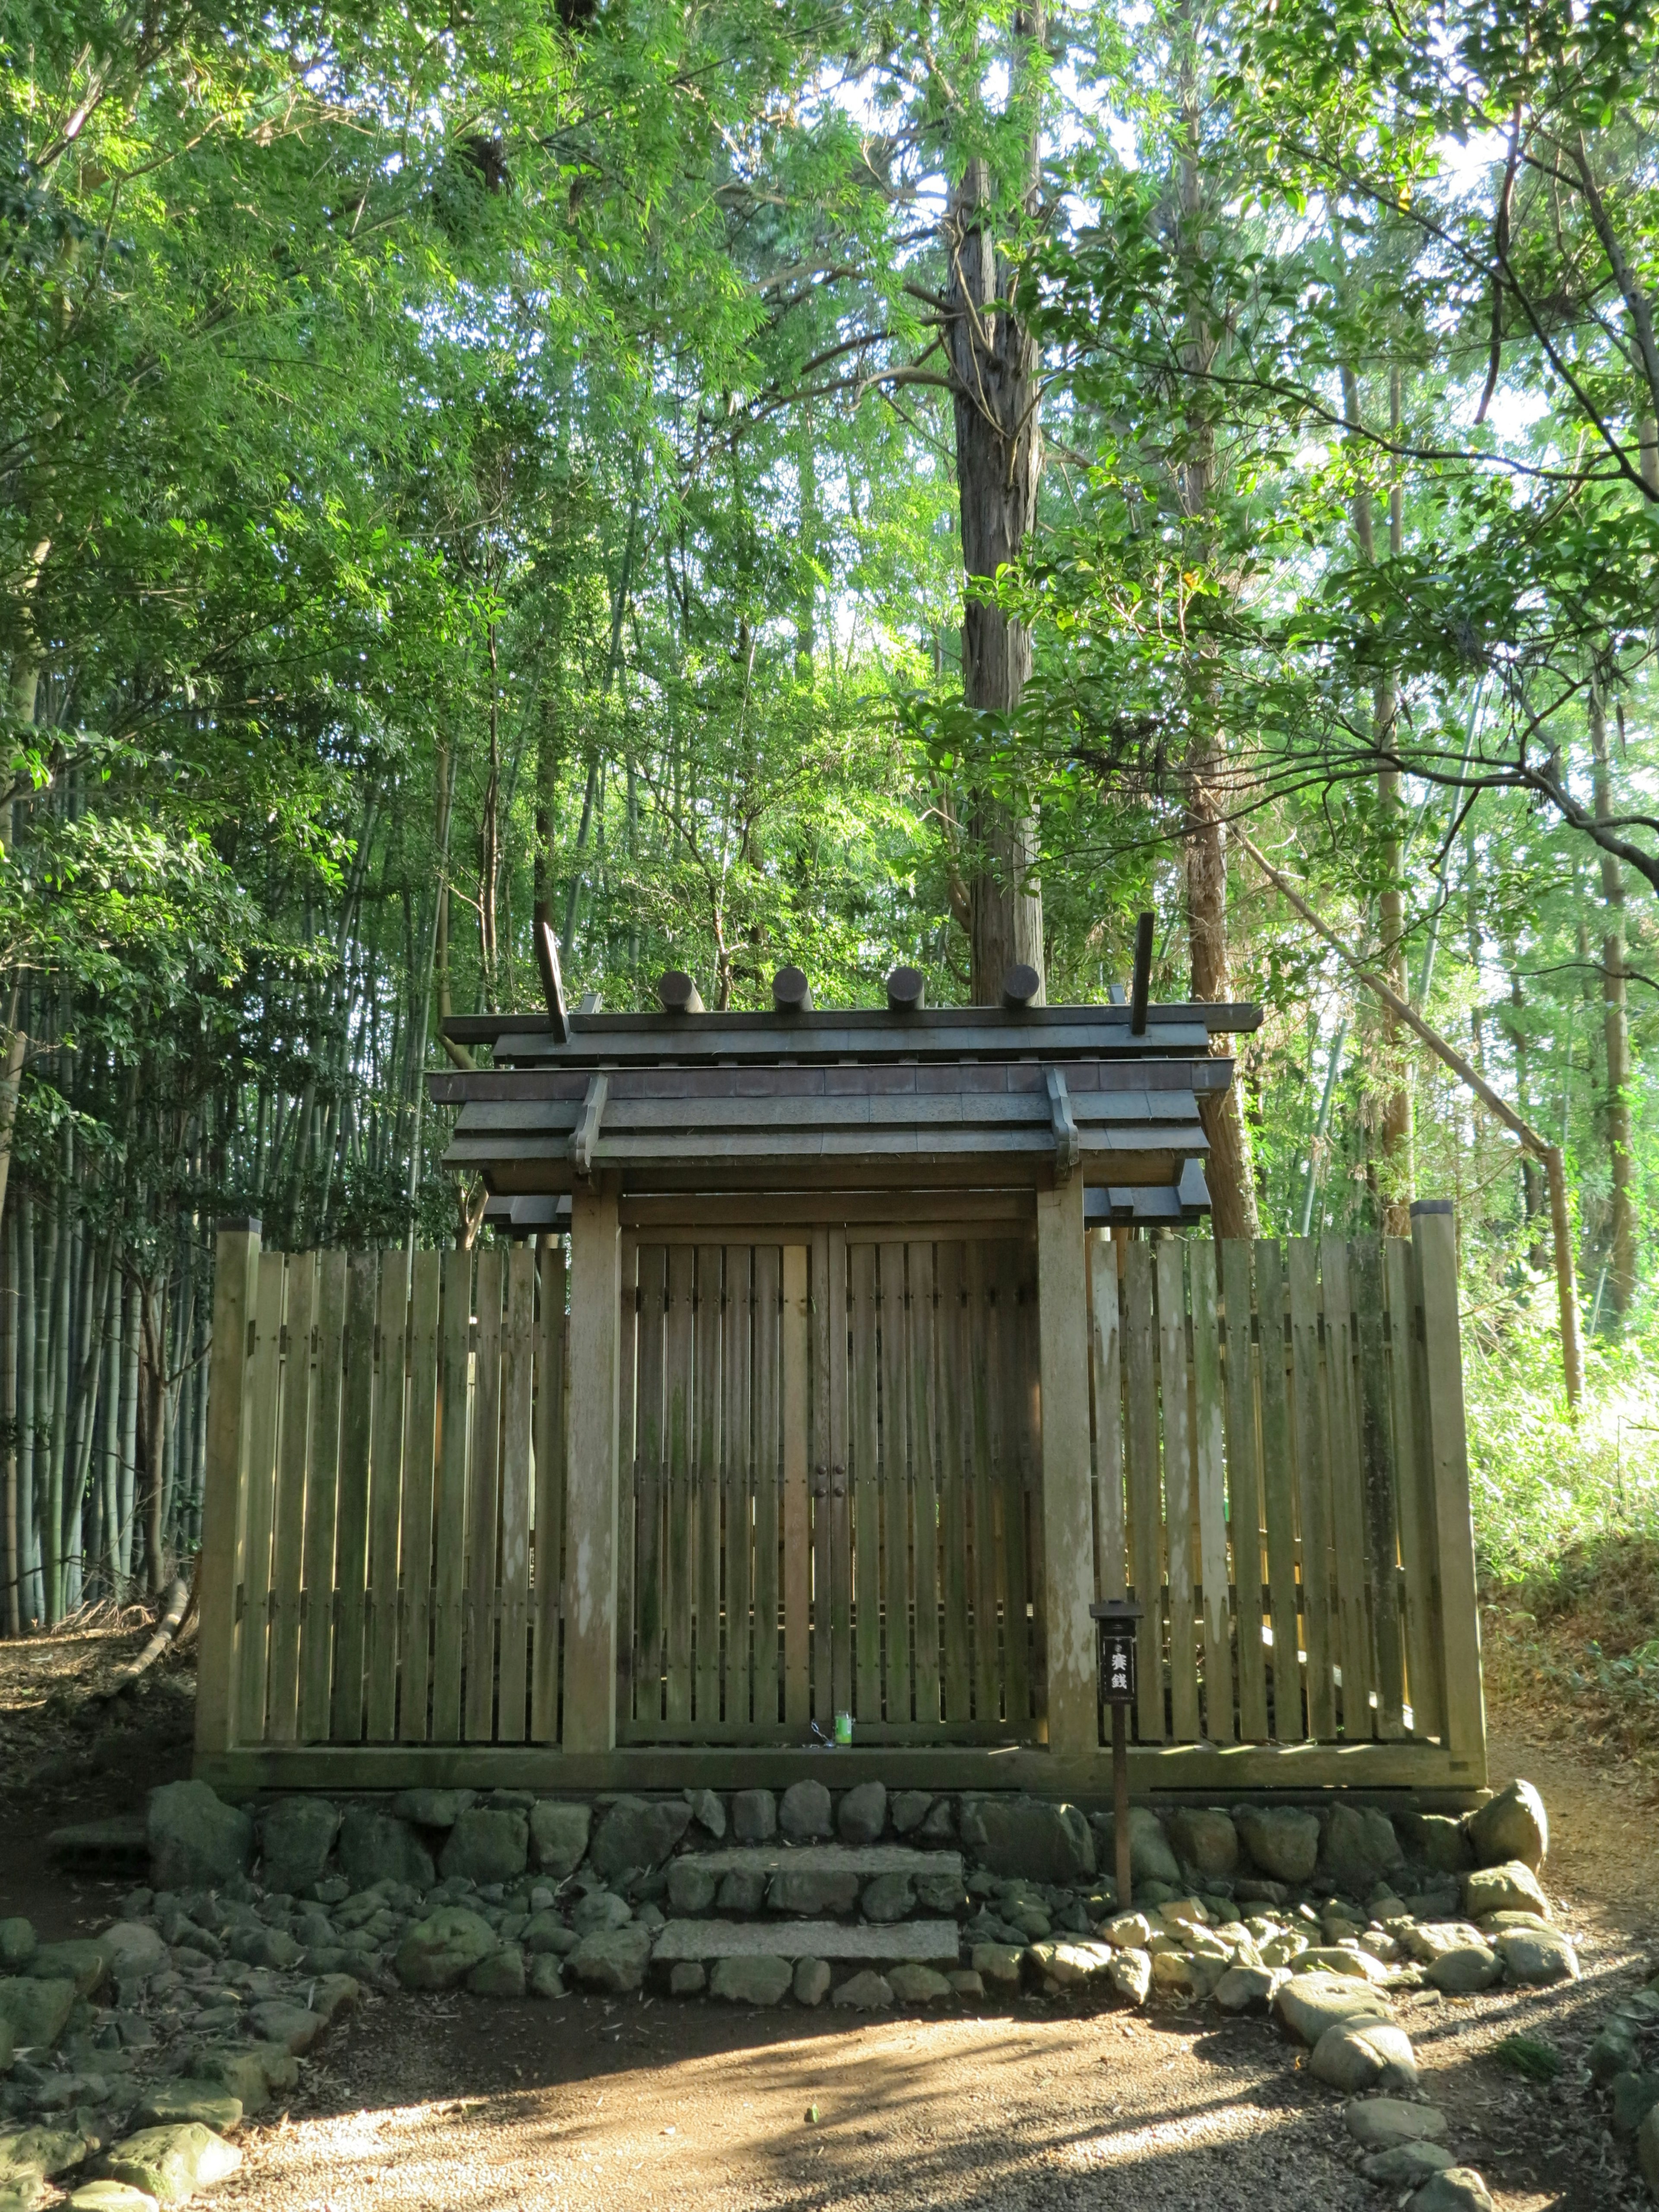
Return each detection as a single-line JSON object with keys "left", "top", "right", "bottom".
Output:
{"left": 2, "top": 1623, "right": 1655, "bottom": 2212}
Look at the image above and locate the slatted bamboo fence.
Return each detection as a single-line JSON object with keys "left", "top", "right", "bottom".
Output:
{"left": 196, "top": 1206, "right": 1483, "bottom": 1796}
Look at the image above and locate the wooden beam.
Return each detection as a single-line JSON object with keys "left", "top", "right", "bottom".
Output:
{"left": 1412, "top": 1201, "right": 1487, "bottom": 1785}
{"left": 197, "top": 1733, "right": 1485, "bottom": 1802}
{"left": 196, "top": 1221, "right": 261, "bottom": 1761}
{"left": 572, "top": 1071, "right": 608, "bottom": 1177}
{"left": 1045, "top": 1067, "right": 1079, "bottom": 1182}
{"left": 563, "top": 1180, "right": 622, "bottom": 1751}
{"left": 1035, "top": 1173, "right": 1096, "bottom": 1760}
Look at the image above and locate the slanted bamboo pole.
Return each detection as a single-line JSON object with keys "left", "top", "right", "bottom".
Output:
{"left": 1239, "top": 830, "right": 1586, "bottom": 1409}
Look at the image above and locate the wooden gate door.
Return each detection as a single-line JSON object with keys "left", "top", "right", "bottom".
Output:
{"left": 618, "top": 1230, "right": 1045, "bottom": 1746}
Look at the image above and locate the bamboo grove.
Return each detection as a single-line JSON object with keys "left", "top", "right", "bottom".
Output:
{"left": 2, "top": 0, "right": 1657, "bottom": 1627}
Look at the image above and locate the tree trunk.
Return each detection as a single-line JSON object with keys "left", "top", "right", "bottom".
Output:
{"left": 2, "top": 1213, "right": 16, "bottom": 1637}
{"left": 943, "top": 14, "right": 1046, "bottom": 1004}
{"left": 1589, "top": 681, "right": 1636, "bottom": 1319}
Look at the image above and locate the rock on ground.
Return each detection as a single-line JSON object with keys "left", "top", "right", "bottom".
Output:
{"left": 391, "top": 1788, "right": 474, "bottom": 1829}
{"left": 0, "top": 1922, "right": 34, "bottom": 1968}
{"left": 589, "top": 1798, "right": 692, "bottom": 1880}
{"left": 793, "top": 1958, "right": 831, "bottom": 2006}
{"left": 1426, "top": 1941, "right": 1499, "bottom": 1993}
{"left": 731, "top": 1789, "right": 777, "bottom": 1843}
{"left": 768, "top": 1869, "right": 859, "bottom": 1916}
{"left": 1319, "top": 1805, "right": 1404, "bottom": 1891}
{"left": 1214, "top": 1964, "right": 1280, "bottom": 2014}
{"left": 1344, "top": 2099, "right": 1448, "bottom": 2150}
{"left": 528, "top": 1800, "right": 591, "bottom": 1877}
{"left": 96, "top": 1922, "right": 165, "bottom": 1984}
{"left": 469, "top": 1946, "right": 526, "bottom": 1998}
{"left": 1408, "top": 2169, "right": 1494, "bottom": 2212}
{"left": 1465, "top": 1779, "right": 1547, "bottom": 1870}
{"left": 440, "top": 1809, "right": 528, "bottom": 1886}
{"left": 667, "top": 1862, "right": 717, "bottom": 1915}
{"left": 959, "top": 1797, "right": 1094, "bottom": 1885}
{"left": 838, "top": 1783, "right": 887, "bottom": 1845}
{"left": 395, "top": 1907, "right": 498, "bottom": 1992}
{"left": 0, "top": 1976, "right": 77, "bottom": 2049}
{"left": 684, "top": 1789, "right": 725, "bottom": 1840}
{"left": 1108, "top": 1949, "right": 1152, "bottom": 2005}
{"left": 146, "top": 1781, "right": 251, "bottom": 1891}
{"left": 337, "top": 1808, "right": 435, "bottom": 1893}
{"left": 1362, "top": 2142, "right": 1456, "bottom": 2186}
{"left": 104, "top": 2123, "right": 242, "bottom": 2206}
{"left": 861, "top": 1873, "right": 915, "bottom": 1923}
{"left": 1309, "top": 2019, "right": 1418, "bottom": 2094}
{"left": 709, "top": 1956, "right": 793, "bottom": 2006}
{"left": 779, "top": 1781, "right": 833, "bottom": 1842}
{"left": 889, "top": 1964, "right": 952, "bottom": 2002}
{"left": 1494, "top": 1927, "right": 1577, "bottom": 1984}
{"left": 1274, "top": 1971, "right": 1392, "bottom": 2046}
{"left": 832, "top": 1970, "right": 893, "bottom": 2010}
{"left": 1236, "top": 1805, "right": 1320, "bottom": 1885}
{"left": 1639, "top": 2100, "right": 1659, "bottom": 2195}
{"left": 259, "top": 1797, "right": 340, "bottom": 1895}
{"left": 891, "top": 1792, "right": 932, "bottom": 1835}
{"left": 136, "top": 2083, "right": 243, "bottom": 2133}
{"left": 971, "top": 1945, "right": 1023, "bottom": 1991}
{"left": 669, "top": 1963, "right": 706, "bottom": 1997}
{"left": 1462, "top": 1860, "right": 1549, "bottom": 1920}
{"left": 1166, "top": 1808, "right": 1238, "bottom": 1878}
{"left": 566, "top": 1924, "right": 653, "bottom": 1994}
{"left": 1091, "top": 1806, "right": 1181, "bottom": 1889}
{"left": 68, "top": 2183, "right": 162, "bottom": 2212}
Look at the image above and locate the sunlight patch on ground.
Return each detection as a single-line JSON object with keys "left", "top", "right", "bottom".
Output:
{"left": 1071, "top": 2099, "right": 1289, "bottom": 2164}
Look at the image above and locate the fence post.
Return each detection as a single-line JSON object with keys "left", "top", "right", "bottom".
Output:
{"left": 195, "top": 1219, "right": 260, "bottom": 1766}
{"left": 564, "top": 1180, "right": 621, "bottom": 1751}
{"left": 1036, "top": 1174, "right": 1097, "bottom": 1763}
{"left": 1411, "top": 1198, "right": 1487, "bottom": 1783}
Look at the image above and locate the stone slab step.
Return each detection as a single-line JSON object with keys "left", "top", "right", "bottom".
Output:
{"left": 676, "top": 1845, "right": 962, "bottom": 1879}
{"left": 652, "top": 1918, "right": 961, "bottom": 1964}
{"left": 47, "top": 1818, "right": 149, "bottom": 1873}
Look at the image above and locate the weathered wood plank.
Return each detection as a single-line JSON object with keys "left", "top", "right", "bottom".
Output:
{"left": 877, "top": 1242, "right": 912, "bottom": 1724}
{"left": 237, "top": 1252, "right": 287, "bottom": 1744}
{"left": 849, "top": 1241, "right": 882, "bottom": 1722}
{"left": 197, "top": 1224, "right": 259, "bottom": 1761}
{"left": 495, "top": 1247, "right": 536, "bottom": 1743}
{"left": 1352, "top": 1237, "right": 1405, "bottom": 1738}
{"left": 1253, "top": 1240, "right": 1302, "bottom": 1742}
{"left": 935, "top": 1241, "right": 973, "bottom": 1727}
{"left": 365, "top": 1259, "right": 408, "bottom": 1741}
{"left": 399, "top": 1252, "right": 441, "bottom": 1743}
{"left": 1000, "top": 1249, "right": 1034, "bottom": 1735}
{"left": 809, "top": 1230, "right": 833, "bottom": 1726}
{"left": 751, "top": 1246, "right": 782, "bottom": 1726}
{"left": 267, "top": 1252, "right": 316, "bottom": 1746}
{"left": 1189, "top": 1239, "right": 1235, "bottom": 1745}
{"left": 1384, "top": 1236, "right": 1441, "bottom": 1739}
{"left": 1287, "top": 1238, "right": 1336, "bottom": 1738}
{"left": 630, "top": 1245, "right": 667, "bottom": 1728}
{"left": 1122, "top": 1239, "right": 1164, "bottom": 1743}
{"left": 1412, "top": 1205, "right": 1486, "bottom": 1782}
{"left": 781, "top": 1245, "right": 810, "bottom": 1729}
{"left": 1322, "top": 1236, "right": 1373, "bottom": 1738}
{"left": 430, "top": 1250, "right": 471, "bottom": 1744}
{"left": 966, "top": 1241, "right": 1001, "bottom": 1725}
{"left": 464, "top": 1251, "right": 503, "bottom": 1742}
{"left": 1088, "top": 1234, "right": 1125, "bottom": 1602}
{"left": 826, "top": 1229, "right": 852, "bottom": 1724}
{"left": 531, "top": 1243, "right": 567, "bottom": 1742}
{"left": 614, "top": 1238, "right": 637, "bottom": 1732}
{"left": 563, "top": 1182, "right": 622, "bottom": 1751}
{"left": 298, "top": 1249, "right": 346, "bottom": 1745}
{"left": 907, "top": 1242, "right": 942, "bottom": 1729}
{"left": 1219, "top": 1240, "right": 1268, "bottom": 1741}
{"left": 1156, "top": 1237, "right": 1199, "bottom": 1742}
{"left": 693, "top": 1244, "right": 723, "bottom": 1724}
{"left": 723, "top": 1245, "right": 753, "bottom": 1727}
{"left": 331, "top": 1255, "right": 378, "bottom": 1743}
{"left": 663, "top": 1243, "right": 696, "bottom": 1727}
{"left": 1035, "top": 1176, "right": 1094, "bottom": 1759}
{"left": 1016, "top": 1249, "right": 1047, "bottom": 1737}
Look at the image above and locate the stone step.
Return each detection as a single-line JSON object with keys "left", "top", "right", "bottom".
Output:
{"left": 47, "top": 1818, "right": 149, "bottom": 1874}
{"left": 652, "top": 1918, "right": 961, "bottom": 1964}
{"left": 674, "top": 1845, "right": 961, "bottom": 1879}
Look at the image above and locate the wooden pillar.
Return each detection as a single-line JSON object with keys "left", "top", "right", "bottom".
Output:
{"left": 195, "top": 1219, "right": 260, "bottom": 1764}
{"left": 1411, "top": 1198, "right": 1487, "bottom": 1783}
{"left": 1036, "top": 1174, "right": 1097, "bottom": 1762}
{"left": 564, "top": 1180, "right": 621, "bottom": 1751}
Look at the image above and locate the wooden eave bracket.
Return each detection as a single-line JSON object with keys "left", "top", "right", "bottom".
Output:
{"left": 572, "top": 1072, "right": 608, "bottom": 1179}
{"left": 1045, "top": 1066, "right": 1080, "bottom": 1182}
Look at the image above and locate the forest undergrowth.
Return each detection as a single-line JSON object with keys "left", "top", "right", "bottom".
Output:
{"left": 1471, "top": 1292, "right": 1659, "bottom": 1789}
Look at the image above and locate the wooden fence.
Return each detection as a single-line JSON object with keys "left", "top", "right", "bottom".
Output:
{"left": 195, "top": 1204, "right": 1484, "bottom": 1798}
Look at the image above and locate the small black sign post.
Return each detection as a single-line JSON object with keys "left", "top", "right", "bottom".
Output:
{"left": 1091, "top": 1599, "right": 1143, "bottom": 1910}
